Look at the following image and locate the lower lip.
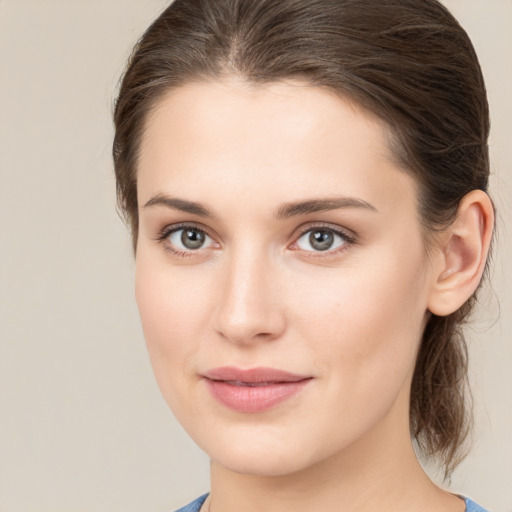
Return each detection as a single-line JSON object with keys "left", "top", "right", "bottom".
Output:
{"left": 204, "top": 379, "right": 311, "bottom": 413}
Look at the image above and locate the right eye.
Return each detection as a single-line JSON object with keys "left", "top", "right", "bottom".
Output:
{"left": 295, "top": 228, "right": 348, "bottom": 252}
{"left": 161, "top": 226, "right": 215, "bottom": 255}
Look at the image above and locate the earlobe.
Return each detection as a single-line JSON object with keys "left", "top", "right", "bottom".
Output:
{"left": 427, "top": 190, "right": 494, "bottom": 317}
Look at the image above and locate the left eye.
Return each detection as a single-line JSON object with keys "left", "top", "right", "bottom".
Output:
{"left": 295, "top": 228, "right": 348, "bottom": 252}
{"left": 167, "top": 227, "right": 214, "bottom": 251}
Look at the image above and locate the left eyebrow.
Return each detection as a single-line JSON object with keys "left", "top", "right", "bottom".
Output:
{"left": 143, "top": 194, "right": 213, "bottom": 218}
{"left": 274, "top": 197, "right": 378, "bottom": 220}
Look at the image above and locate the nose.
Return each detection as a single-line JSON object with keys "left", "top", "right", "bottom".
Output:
{"left": 213, "top": 250, "right": 287, "bottom": 346}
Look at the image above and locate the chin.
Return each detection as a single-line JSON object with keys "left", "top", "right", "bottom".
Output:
{"left": 212, "top": 447, "right": 315, "bottom": 478}
{"left": 187, "top": 422, "right": 325, "bottom": 478}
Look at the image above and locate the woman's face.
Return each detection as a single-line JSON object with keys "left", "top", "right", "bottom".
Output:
{"left": 135, "top": 80, "right": 436, "bottom": 476}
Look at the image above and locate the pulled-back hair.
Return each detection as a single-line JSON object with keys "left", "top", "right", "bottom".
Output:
{"left": 113, "top": 0, "right": 491, "bottom": 476}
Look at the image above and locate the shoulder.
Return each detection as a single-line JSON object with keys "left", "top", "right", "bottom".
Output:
{"left": 464, "top": 497, "right": 491, "bottom": 512}
{"left": 173, "top": 494, "right": 489, "bottom": 512}
{"left": 174, "top": 493, "right": 209, "bottom": 512}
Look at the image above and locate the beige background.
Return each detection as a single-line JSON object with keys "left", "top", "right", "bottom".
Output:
{"left": 0, "top": 1, "right": 510, "bottom": 511}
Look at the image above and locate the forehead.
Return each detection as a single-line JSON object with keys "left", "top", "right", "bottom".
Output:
{"left": 137, "top": 79, "right": 417, "bottom": 215}
{"left": 141, "top": 78, "right": 391, "bottom": 159}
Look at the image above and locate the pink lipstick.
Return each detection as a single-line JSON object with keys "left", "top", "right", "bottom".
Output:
{"left": 202, "top": 367, "right": 312, "bottom": 413}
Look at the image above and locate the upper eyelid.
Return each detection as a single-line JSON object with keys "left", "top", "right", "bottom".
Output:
{"left": 156, "top": 222, "right": 214, "bottom": 241}
{"left": 293, "top": 222, "right": 356, "bottom": 241}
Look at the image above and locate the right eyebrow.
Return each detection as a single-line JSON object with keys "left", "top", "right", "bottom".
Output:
{"left": 143, "top": 194, "right": 213, "bottom": 218}
{"left": 274, "top": 197, "right": 377, "bottom": 220}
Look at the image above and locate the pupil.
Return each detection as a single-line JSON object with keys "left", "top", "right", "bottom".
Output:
{"left": 310, "top": 230, "right": 333, "bottom": 251}
{"left": 181, "top": 229, "right": 205, "bottom": 249}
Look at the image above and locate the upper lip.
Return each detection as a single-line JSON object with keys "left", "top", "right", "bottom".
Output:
{"left": 203, "top": 366, "right": 311, "bottom": 383}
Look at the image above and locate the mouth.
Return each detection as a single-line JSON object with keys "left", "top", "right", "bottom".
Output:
{"left": 202, "top": 367, "right": 313, "bottom": 413}
{"left": 221, "top": 380, "right": 290, "bottom": 387}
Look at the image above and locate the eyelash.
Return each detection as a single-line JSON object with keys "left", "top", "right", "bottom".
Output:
{"left": 155, "top": 222, "right": 356, "bottom": 259}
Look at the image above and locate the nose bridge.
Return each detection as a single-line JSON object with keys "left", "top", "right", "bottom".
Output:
{"left": 214, "top": 242, "right": 285, "bottom": 344}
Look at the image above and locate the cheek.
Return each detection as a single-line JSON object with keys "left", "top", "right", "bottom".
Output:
{"left": 287, "top": 246, "right": 429, "bottom": 395}
{"left": 134, "top": 252, "right": 213, "bottom": 399}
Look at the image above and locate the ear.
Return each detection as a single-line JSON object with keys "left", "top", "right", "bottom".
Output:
{"left": 427, "top": 190, "right": 494, "bottom": 317}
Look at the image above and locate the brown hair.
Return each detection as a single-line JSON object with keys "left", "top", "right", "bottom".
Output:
{"left": 113, "top": 0, "right": 491, "bottom": 476}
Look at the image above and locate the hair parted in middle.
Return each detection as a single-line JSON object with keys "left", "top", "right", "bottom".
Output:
{"left": 113, "top": 0, "right": 491, "bottom": 476}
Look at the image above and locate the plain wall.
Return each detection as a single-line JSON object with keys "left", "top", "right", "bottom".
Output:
{"left": 0, "top": 1, "right": 510, "bottom": 511}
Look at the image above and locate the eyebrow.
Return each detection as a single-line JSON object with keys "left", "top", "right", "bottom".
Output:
{"left": 274, "top": 197, "right": 377, "bottom": 220}
{"left": 143, "top": 195, "right": 213, "bottom": 217}
{"left": 143, "top": 194, "right": 377, "bottom": 219}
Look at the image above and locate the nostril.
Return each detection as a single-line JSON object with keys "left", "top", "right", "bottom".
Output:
{"left": 214, "top": 309, "right": 286, "bottom": 345}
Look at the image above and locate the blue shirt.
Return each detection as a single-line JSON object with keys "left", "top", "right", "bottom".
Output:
{"left": 174, "top": 493, "right": 490, "bottom": 512}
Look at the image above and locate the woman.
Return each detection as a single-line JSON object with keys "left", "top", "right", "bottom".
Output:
{"left": 113, "top": 0, "right": 495, "bottom": 511}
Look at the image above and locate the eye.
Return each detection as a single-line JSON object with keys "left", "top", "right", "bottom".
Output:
{"left": 295, "top": 227, "right": 349, "bottom": 253}
{"left": 163, "top": 226, "right": 214, "bottom": 253}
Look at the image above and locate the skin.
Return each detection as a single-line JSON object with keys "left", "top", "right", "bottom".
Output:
{"left": 134, "top": 79, "right": 492, "bottom": 512}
